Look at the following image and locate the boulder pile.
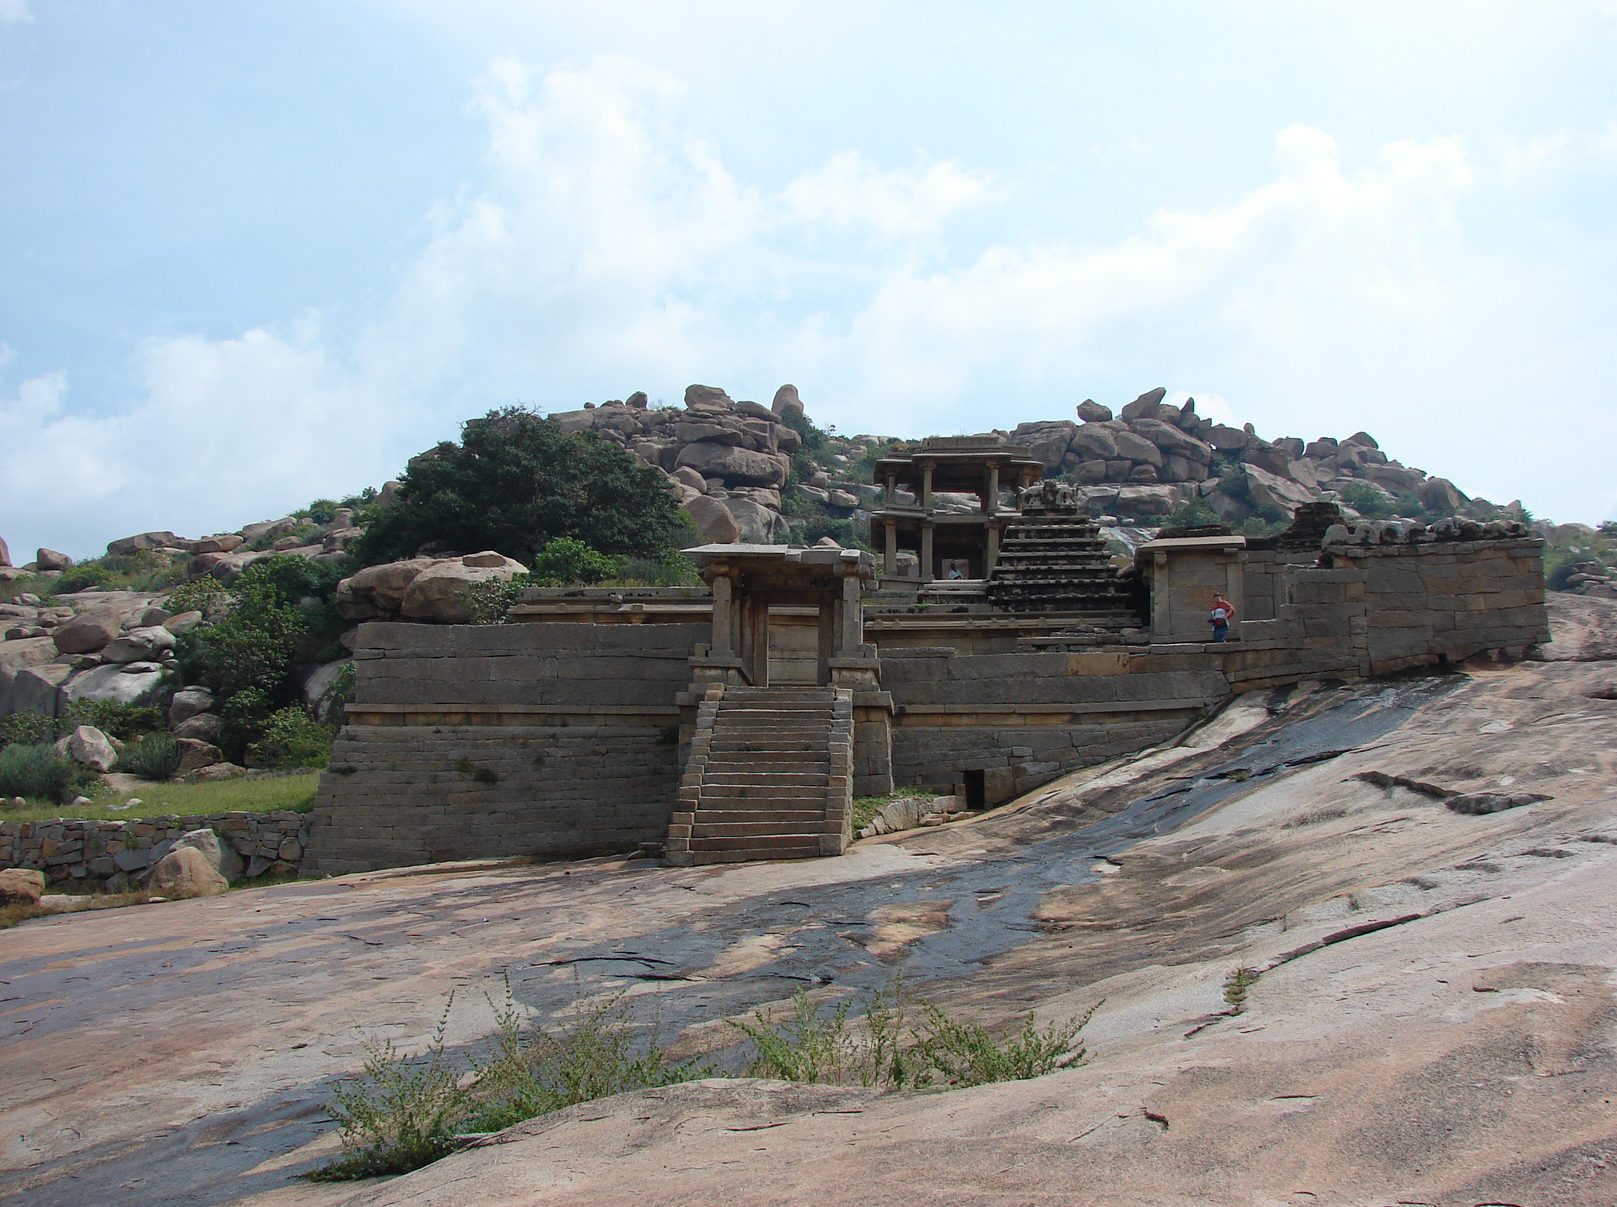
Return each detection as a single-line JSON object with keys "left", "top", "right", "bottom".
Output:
{"left": 1011, "top": 387, "right": 1480, "bottom": 525}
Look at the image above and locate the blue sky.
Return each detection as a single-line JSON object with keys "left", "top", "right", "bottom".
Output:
{"left": 2, "top": 1, "right": 1614, "bottom": 559}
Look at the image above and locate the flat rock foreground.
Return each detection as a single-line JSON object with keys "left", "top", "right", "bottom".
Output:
{"left": 5, "top": 597, "right": 1616, "bottom": 1207}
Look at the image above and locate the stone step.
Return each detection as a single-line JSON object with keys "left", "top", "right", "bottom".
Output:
{"left": 687, "top": 834, "right": 825, "bottom": 854}
{"left": 697, "top": 788, "right": 829, "bottom": 805}
{"left": 700, "top": 774, "right": 831, "bottom": 789}
{"left": 708, "top": 738, "right": 836, "bottom": 753}
{"left": 688, "top": 802, "right": 827, "bottom": 821}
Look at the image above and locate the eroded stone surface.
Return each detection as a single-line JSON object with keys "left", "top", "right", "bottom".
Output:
{"left": 2, "top": 603, "right": 1615, "bottom": 1207}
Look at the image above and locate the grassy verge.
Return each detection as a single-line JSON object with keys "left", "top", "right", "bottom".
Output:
{"left": 314, "top": 977, "right": 1096, "bottom": 1182}
{"left": 0, "top": 772, "right": 321, "bottom": 824}
{"left": 850, "top": 787, "right": 935, "bottom": 833}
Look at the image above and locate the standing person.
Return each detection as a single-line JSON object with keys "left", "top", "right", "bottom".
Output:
{"left": 1210, "top": 593, "right": 1235, "bottom": 642}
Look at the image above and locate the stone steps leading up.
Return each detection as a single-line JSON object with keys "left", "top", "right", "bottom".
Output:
{"left": 664, "top": 684, "right": 854, "bottom": 866}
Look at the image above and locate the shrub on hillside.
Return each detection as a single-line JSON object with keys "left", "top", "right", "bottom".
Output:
{"left": 0, "top": 713, "right": 58, "bottom": 750}
{"left": 123, "top": 733, "right": 183, "bottom": 782}
{"left": 353, "top": 408, "right": 685, "bottom": 568}
{"left": 62, "top": 699, "right": 165, "bottom": 742}
{"left": 248, "top": 707, "right": 337, "bottom": 769}
{"left": 0, "top": 744, "right": 93, "bottom": 804}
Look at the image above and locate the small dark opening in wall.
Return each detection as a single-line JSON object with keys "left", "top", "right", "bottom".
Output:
{"left": 962, "top": 769, "right": 986, "bottom": 810}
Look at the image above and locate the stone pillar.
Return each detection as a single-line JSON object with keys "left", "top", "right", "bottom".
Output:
{"left": 817, "top": 600, "right": 836, "bottom": 685}
{"left": 746, "top": 597, "right": 770, "bottom": 685}
{"left": 840, "top": 570, "right": 863, "bottom": 655}
{"left": 1224, "top": 549, "right": 1245, "bottom": 640}
{"left": 987, "top": 523, "right": 1001, "bottom": 576}
{"left": 986, "top": 462, "right": 1000, "bottom": 516}
{"left": 1152, "top": 551, "right": 1170, "bottom": 637}
{"left": 920, "top": 463, "right": 934, "bottom": 509}
{"left": 884, "top": 472, "right": 898, "bottom": 501}
{"left": 920, "top": 522, "right": 934, "bottom": 583}
{"left": 883, "top": 518, "right": 898, "bottom": 576}
{"left": 710, "top": 574, "right": 734, "bottom": 655}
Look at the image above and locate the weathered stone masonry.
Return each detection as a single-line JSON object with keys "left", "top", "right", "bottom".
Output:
{"left": 307, "top": 622, "right": 706, "bottom": 875}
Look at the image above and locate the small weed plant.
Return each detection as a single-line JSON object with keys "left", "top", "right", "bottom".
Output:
{"left": 1223, "top": 967, "right": 1261, "bottom": 1014}
{"left": 314, "top": 982, "right": 711, "bottom": 1181}
{"left": 732, "top": 980, "right": 1094, "bottom": 1089}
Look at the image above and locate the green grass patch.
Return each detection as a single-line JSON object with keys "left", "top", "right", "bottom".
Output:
{"left": 0, "top": 771, "right": 320, "bottom": 824}
{"left": 1223, "top": 966, "right": 1261, "bottom": 1014}
{"left": 851, "top": 787, "right": 935, "bottom": 833}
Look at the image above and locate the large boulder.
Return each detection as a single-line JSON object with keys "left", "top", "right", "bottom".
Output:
{"left": 0, "top": 868, "right": 45, "bottom": 905}
{"left": 101, "top": 626, "right": 176, "bottom": 664}
{"left": 168, "top": 686, "right": 216, "bottom": 727}
{"left": 1011, "top": 421, "right": 1076, "bottom": 473}
{"left": 189, "top": 534, "right": 244, "bottom": 555}
{"left": 51, "top": 609, "right": 123, "bottom": 655}
{"left": 12, "top": 663, "right": 75, "bottom": 715}
{"left": 174, "top": 828, "right": 244, "bottom": 882}
{"left": 146, "top": 846, "right": 228, "bottom": 899}
{"left": 335, "top": 557, "right": 439, "bottom": 619}
{"left": 66, "top": 725, "right": 118, "bottom": 773}
{"left": 63, "top": 663, "right": 165, "bottom": 707}
{"left": 175, "top": 739, "right": 223, "bottom": 775}
{"left": 398, "top": 554, "right": 528, "bottom": 624}
{"left": 724, "top": 498, "right": 786, "bottom": 543}
{"left": 1111, "top": 430, "right": 1164, "bottom": 468}
{"left": 1118, "top": 387, "right": 1168, "bottom": 422}
{"left": 1076, "top": 399, "right": 1112, "bottom": 423}
{"left": 106, "top": 531, "right": 181, "bottom": 557}
{"left": 35, "top": 548, "right": 73, "bottom": 572}
{"left": 684, "top": 384, "right": 734, "bottom": 412}
{"left": 771, "top": 384, "right": 805, "bottom": 423}
{"left": 1070, "top": 424, "right": 1120, "bottom": 462}
{"left": 1205, "top": 423, "right": 1252, "bottom": 452}
{"left": 0, "top": 636, "right": 60, "bottom": 715}
{"left": 1242, "top": 464, "right": 1316, "bottom": 517}
{"left": 674, "top": 442, "right": 789, "bottom": 488}
{"left": 0, "top": 535, "right": 8, "bottom": 567}
{"left": 1420, "top": 477, "right": 1467, "bottom": 515}
{"left": 1130, "top": 418, "right": 1213, "bottom": 464}
{"left": 1114, "top": 484, "right": 1181, "bottom": 518}
{"left": 172, "top": 713, "right": 223, "bottom": 744}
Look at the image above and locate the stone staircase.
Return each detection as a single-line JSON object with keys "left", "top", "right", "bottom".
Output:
{"left": 664, "top": 685, "right": 854, "bottom": 865}
{"left": 986, "top": 513, "right": 1140, "bottom": 617}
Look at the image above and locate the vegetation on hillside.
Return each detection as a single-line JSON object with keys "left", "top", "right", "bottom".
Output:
{"left": 354, "top": 407, "right": 687, "bottom": 569}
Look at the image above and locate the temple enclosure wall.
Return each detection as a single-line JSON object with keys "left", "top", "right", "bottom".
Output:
{"left": 305, "top": 622, "right": 705, "bottom": 875}
{"left": 305, "top": 533, "right": 1548, "bottom": 873}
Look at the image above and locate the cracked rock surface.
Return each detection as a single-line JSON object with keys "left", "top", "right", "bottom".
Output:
{"left": 4, "top": 595, "right": 1616, "bottom": 1207}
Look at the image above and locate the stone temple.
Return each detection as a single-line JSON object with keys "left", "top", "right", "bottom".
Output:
{"left": 306, "top": 439, "right": 1550, "bottom": 873}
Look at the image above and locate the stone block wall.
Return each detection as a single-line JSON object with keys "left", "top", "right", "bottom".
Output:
{"left": 881, "top": 649, "right": 1229, "bottom": 802}
{"left": 305, "top": 621, "right": 706, "bottom": 874}
{"left": 0, "top": 810, "right": 308, "bottom": 892}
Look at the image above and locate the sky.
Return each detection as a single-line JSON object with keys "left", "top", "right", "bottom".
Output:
{"left": 2, "top": 1, "right": 1614, "bottom": 560}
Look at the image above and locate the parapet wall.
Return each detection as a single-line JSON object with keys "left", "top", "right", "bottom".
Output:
{"left": 305, "top": 622, "right": 706, "bottom": 875}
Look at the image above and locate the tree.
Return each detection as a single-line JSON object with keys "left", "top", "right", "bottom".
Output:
{"left": 355, "top": 408, "right": 685, "bottom": 568}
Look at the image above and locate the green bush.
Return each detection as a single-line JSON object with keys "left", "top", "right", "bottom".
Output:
{"left": 164, "top": 576, "right": 230, "bottom": 616}
{"left": 62, "top": 699, "right": 164, "bottom": 742}
{"left": 354, "top": 408, "right": 685, "bottom": 568}
{"left": 248, "top": 707, "right": 336, "bottom": 769}
{"left": 0, "top": 712, "right": 58, "bottom": 749}
{"left": 123, "top": 733, "right": 183, "bottom": 782}
{"left": 50, "top": 549, "right": 188, "bottom": 596}
{"left": 0, "top": 744, "right": 94, "bottom": 804}
{"left": 1334, "top": 480, "right": 1397, "bottom": 519}
{"left": 528, "top": 537, "right": 621, "bottom": 586}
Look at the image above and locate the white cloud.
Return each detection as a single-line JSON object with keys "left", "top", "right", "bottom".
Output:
{"left": 8, "top": 54, "right": 1608, "bottom": 559}
{"left": 0, "top": 0, "right": 31, "bottom": 27}
{"left": 782, "top": 151, "right": 993, "bottom": 239}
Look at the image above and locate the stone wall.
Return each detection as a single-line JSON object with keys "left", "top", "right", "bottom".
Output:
{"left": 0, "top": 810, "right": 307, "bottom": 892}
{"left": 881, "top": 649, "right": 1229, "bottom": 803}
{"left": 305, "top": 621, "right": 706, "bottom": 875}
